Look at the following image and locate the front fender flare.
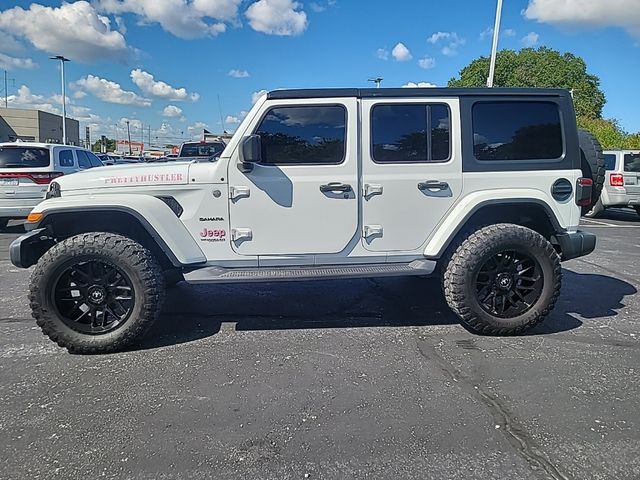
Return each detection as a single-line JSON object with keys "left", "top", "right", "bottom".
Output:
{"left": 27, "top": 194, "right": 206, "bottom": 267}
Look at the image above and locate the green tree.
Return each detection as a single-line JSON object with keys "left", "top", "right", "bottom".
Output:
{"left": 448, "top": 47, "right": 605, "bottom": 118}
{"left": 91, "top": 137, "right": 116, "bottom": 153}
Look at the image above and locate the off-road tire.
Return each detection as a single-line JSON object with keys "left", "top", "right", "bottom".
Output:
{"left": 29, "top": 233, "right": 165, "bottom": 354}
{"left": 578, "top": 129, "right": 605, "bottom": 215}
{"left": 442, "top": 224, "right": 561, "bottom": 335}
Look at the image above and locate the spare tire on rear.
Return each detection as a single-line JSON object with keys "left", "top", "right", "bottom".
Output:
{"left": 578, "top": 129, "right": 605, "bottom": 215}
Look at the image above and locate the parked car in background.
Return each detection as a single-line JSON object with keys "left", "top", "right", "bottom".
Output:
{"left": 585, "top": 150, "right": 640, "bottom": 217}
{"left": 177, "top": 141, "right": 226, "bottom": 160}
{"left": 0, "top": 143, "right": 105, "bottom": 229}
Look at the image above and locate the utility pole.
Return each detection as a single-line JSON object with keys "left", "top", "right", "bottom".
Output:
{"left": 148, "top": 124, "right": 151, "bottom": 148}
{"left": 368, "top": 77, "right": 383, "bottom": 88}
{"left": 126, "top": 120, "right": 132, "bottom": 155}
{"left": 50, "top": 56, "right": 70, "bottom": 143}
{"left": 2, "top": 70, "right": 15, "bottom": 108}
{"left": 486, "top": 0, "right": 504, "bottom": 87}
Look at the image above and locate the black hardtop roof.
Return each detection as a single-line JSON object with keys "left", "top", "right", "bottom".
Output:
{"left": 267, "top": 87, "right": 570, "bottom": 100}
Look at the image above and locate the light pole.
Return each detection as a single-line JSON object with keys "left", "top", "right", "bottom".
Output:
{"left": 486, "top": 0, "right": 504, "bottom": 87}
{"left": 50, "top": 55, "right": 70, "bottom": 144}
{"left": 368, "top": 77, "right": 383, "bottom": 88}
{"left": 126, "top": 120, "right": 132, "bottom": 155}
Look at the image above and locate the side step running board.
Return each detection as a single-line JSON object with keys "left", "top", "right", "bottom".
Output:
{"left": 184, "top": 260, "right": 436, "bottom": 284}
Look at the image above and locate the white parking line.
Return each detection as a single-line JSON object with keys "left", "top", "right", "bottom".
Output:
{"left": 580, "top": 218, "right": 619, "bottom": 227}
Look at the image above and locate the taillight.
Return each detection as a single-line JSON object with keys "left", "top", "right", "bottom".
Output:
{"left": 576, "top": 177, "right": 593, "bottom": 207}
{"left": 610, "top": 173, "right": 624, "bottom": 187}
{"left": 0, "top": 172, "right": 63, "bottom": 185}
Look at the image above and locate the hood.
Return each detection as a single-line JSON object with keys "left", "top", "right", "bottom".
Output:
{"left": 55, "top": 162, "right": 191, "bottom": 192}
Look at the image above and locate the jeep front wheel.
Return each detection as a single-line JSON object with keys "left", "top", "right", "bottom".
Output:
{"left": 29, "top": 233, "right": 165, "bottom": 354}
{"left": 443, "top": 224, "right": 561, "bottom": 335}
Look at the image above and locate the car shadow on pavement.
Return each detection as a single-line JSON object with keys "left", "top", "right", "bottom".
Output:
{"left": 137, "top": 276, "right": 460, "bottom": 350}
{"left": 528, "top": 269, "right": 637, "bottom": 335}
{"left": 134, "top": 269, "right": 638, "bottom": 351}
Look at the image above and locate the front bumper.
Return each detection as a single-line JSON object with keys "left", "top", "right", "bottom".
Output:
{"left": 556, "top": 231, "right": 596, "bottom": 261}
{"left": 10, "top": 227, "right": 55, "bottom": 268}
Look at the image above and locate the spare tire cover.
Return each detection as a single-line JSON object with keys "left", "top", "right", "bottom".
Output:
{"left": 577, "top": 128, "right": 605, "bottom": 214}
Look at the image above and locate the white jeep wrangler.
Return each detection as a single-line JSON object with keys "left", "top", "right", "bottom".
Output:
{"left": 11, "top": 88, "right": 602, "bottom": 353}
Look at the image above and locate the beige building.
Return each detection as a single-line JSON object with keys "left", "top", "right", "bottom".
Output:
{"left": 0, "top": 107, "right": 80, "bottom": 145}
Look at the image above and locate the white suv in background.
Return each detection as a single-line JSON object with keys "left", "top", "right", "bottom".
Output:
{"left": 586, "top": 150, "right": 640, "bottom": 217}
{"left": 0, "top": 143, "right": 104, "bottom": 229}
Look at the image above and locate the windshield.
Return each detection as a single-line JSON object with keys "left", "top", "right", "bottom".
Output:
{"left": 0, "top": 146, "right": 50, "bottom": 168}
{"left": 180, "top": 142, "right": 225, "bottom": 157}
{"left": 624, "top": 154, "right": 640, "bottom": 172}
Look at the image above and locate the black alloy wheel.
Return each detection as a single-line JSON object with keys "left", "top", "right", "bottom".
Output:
{"left": 52, "top": 260, "right": 135, "bottom": 334}
{"left": 474, "top": 250, "right": 543, "bottom": 318}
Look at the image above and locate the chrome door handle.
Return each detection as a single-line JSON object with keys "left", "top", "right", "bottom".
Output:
{"left": 418, "top": 180, "right": 449, "bottom": 191}
{"left": 320, "top": 182, "right": 352, "bottom": 193}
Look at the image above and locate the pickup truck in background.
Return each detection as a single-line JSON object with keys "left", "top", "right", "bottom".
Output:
{"left": 177, "top": 141, "right": 226, "bottom": 161}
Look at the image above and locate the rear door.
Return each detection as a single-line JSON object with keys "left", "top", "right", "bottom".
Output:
{"left": 624, "top": 153, "right": 640, "bottom": 205}
{"left": 360, "top": 98, "right": 462, "bottom": 251}
{"left": 0, "top": 145, "right": 52, "bottom": 202}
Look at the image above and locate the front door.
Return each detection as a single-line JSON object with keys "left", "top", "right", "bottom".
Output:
{"left": 227, "top": 99, "right": 359, "bottom": 256}
{"left": 360, "top": 98, "right": 463, "bottom": 252}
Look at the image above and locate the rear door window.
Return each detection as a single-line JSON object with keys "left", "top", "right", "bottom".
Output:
{"left": 472, "top": 101, "right": 563, "bottom": 161}
{"left": 371, "top": 104, "right": 451, "bottom": 163}
{"left": 0, "top": 147, "right": 50, "bottom": 168}
{"left": 624, "top": 154, "right": 640, "bottom": 173}
{"left": 59, "top": 150, "right": 75, "bottom": 167}
{"left": 75, "top": 150, "right": 92, "bottom": 169}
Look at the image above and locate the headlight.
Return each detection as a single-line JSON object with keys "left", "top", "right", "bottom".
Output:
{"left": 46, "top": 181, "right": 61, "bottom": 199}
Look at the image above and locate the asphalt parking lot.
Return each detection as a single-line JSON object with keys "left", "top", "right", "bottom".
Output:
{"left": 1, "top": 211, "right": 639, "bottom": 480}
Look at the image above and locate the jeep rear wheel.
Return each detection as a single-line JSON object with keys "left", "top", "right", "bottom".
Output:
{"left": 443, "top": 224, "right": 561, "bottom": 335}
{"left": 29, "top": 233, "right": 165, "bottom": 354}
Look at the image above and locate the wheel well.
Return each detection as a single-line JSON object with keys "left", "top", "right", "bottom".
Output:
{"left": 442, "top": 203, "right": 560, "bottom": 258}
{"left": 42, "top": 210, "right": 176, "bottom": 270}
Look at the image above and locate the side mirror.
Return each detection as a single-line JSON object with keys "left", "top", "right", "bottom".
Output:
{"left": 240, "top": 135, "right": 262, "bottom": 164}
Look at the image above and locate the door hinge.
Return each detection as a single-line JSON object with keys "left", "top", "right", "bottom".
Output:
{"left": 229, "top": 186, "right": 250, "bottom": 200}
{"left": 363, "top": 183, "right": 383, "bottom": 197}
{"left": 363, "top": 225, "right": 383, "bottom": 238}
{"left": 232, "top": 228, "right": 253, "bottom": 242}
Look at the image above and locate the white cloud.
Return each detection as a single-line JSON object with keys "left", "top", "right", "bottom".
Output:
{"left": 228, "top": 69, "right": 250, "bottom": 78}
{"left": 0, "top": 2, "right": 129, "bottom": 63}
{"left": 245, "top": 0, "right": 308, "bottom": 36}
{"left": 162, "top": 105, "right": 183, "bottom": 117}
{"left": 504, "top": 28, "right": 516, "bottom": 37}
{"left": 74, "top": 75, "right": 152, "bottom": 107}
{"left": 225, "top": 115, "right": 241, "bottom": 124}
{"left": 418, "top": 56, "right": 436, "bottom": 69}
{"left": 402, "top": 82, "right": 437, "bottom": 88}
{"left": 6, "top": 85, "right": 61, "bottom": 114}
{"left": 521, "top": 31, "right": 540, "bottom": 47}
{"left": 73, "top": 91, "right": 88, "bottom": 100}
{"left": 130, "top": 69, "right": 200, "bottom": 102}
{"left": 427, "top": 31, "right": 465, "bottom": 56}
{"left": 524, "top": 0, "right": 640, "bottom": 37}
{"left": 391, "top": 42, "right": 412, "bottom": 61}
{"left": 376, "top": 48, "right": 389, "bottom": 60}
{"left": 96, "top": 0, "right": 240, "bottom": 39}
{"left": 0, "top": 53, "right": 37, "bottom": 71}
{"left": 0, "top": 31, "right": 25, "bottom": 54}
{"left": 251, "top": 89, "right": 268, "bottom": 104}
{"left": 309, "top": 2, "right": 325, "bottom": 13}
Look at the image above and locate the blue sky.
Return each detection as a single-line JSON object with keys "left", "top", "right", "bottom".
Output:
{"left": 0, "top": 0, "right": 639, "bottom": 147}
